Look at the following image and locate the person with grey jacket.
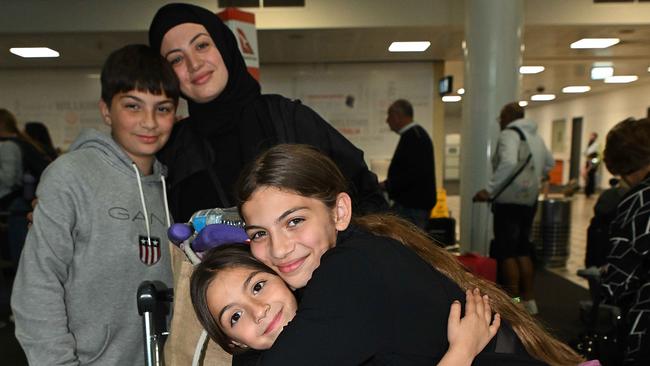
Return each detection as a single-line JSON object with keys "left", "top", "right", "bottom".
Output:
{"left": 473, "top": 102, "right": 554, "bottom": 316}
{"left": 11, "top": 45, "right": 178, "bottom": 365}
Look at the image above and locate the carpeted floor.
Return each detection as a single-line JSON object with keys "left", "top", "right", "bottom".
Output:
{"left": 534, "top": 268, "right": 592, "bottom": 344}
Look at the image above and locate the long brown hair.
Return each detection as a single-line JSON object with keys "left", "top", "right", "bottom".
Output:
{"left": 0, "top": 108, "right": 47, "bottom": 155}
{"left": 237, "top": 144, "right": 584, "bottom": 366}
{"left": 190, "top": 243, "right": 278, "bottom": 355}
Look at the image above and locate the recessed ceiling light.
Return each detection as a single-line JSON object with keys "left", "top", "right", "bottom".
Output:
{"left": 570, "top": 38, "right": 620, "bottom": 49}
{"left": 562, "top": 86, "right": 591, "bottom": 93}
{"left": 10, "top": 47, "right": 60, "bottom": 58}
{"left": 457, "top": 88, "right": 465, "bottom": 95}
{"left": 519, "top": 66, "right": 545, "bottom": 74}
{"left": 518, "top": 101, "right": 528, "bottom": 107}
{"left": 604, "top": 75, "right": 638, "bottom": 83}
{"left": 591, "top": 66, "right": 614, "bottom": 80}
{"left": 442, "top": 95, "right": 461, "bottom": 102}
{"left": 388, "top": 41, "right": 431, "bottom": 52}
{"left": 647, "top": 66, "right": 650, "bottom": 72}
{"left": 530, "top": 94, "right": 556, "bottom": 101}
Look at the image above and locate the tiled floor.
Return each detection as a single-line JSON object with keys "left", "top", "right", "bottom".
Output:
{"left": 447, "top": 193, "right": 596, "bottom": 289}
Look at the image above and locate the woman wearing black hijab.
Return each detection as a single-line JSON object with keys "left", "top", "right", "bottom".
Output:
{"left": 149, "top": 3, "right": 386, "bottom": 223}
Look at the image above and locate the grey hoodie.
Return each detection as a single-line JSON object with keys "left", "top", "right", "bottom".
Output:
{"left": 488, "top": 118, "right": 554, "bottom": 205}
{"left": 11, "top": 129, "right": 173, "bottom": 365}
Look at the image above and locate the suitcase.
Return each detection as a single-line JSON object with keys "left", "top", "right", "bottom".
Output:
{"left": 456, "top": 253, "right": 497, "bottom": 282}
{"left": 425, "top": 217, "right": 456, "bottom": 247}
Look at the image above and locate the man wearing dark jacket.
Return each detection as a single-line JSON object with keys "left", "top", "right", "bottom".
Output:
{"left": 381, "top": 99, "right": 436, "bottom": 229}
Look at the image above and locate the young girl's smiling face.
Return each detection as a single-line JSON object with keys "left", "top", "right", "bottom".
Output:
{"left": 241, "top": 187, "right": 351, "bottom": 290}
{"left": 207, "top": 266, "right": 298, "bottom": 350}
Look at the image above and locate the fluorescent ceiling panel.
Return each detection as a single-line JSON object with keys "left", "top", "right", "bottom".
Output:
{"left": 519, "top": 66, "right": 545, "bottom": 74}
{"left": 441, "top": 95, "right": 461, "bottom": 102}
{"left": 562, "top": 86, "right": 591, "bottom": 93}
{"left": 10, "top": 47, "right": 59, "bottom": 58}
{"left": 388, "top": 41, "right": 431, "bottom": 52}
{"left": 530, "top": 94, "right": 556, "bottom": 101}
{"left": 591, "top": 66, "right": 614, "bottom": 80}
{"left": 604, "top": 75, "right": 638, "bottom": 83}
{"left": 570, "top": 38, "right": 620, "bottom": 49}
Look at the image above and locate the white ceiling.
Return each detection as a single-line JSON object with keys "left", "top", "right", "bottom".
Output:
{"left": 1, "top": 23, "right": 649, "bottom": 104}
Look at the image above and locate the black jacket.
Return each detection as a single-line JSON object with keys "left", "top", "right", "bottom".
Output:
{"left": 386, "top": 124, "right": 437, "bottom": 209}
{"left": 157, "top": 94, "right": 387, "bottom": 222}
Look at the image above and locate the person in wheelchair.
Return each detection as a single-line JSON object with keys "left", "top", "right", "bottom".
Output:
{"left": 600, "top": 117, "right": 650, "bottom": 365}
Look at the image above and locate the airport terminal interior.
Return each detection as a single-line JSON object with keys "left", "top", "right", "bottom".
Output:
{"left": 2, "top": 0, "right": 650, "bottom": 365}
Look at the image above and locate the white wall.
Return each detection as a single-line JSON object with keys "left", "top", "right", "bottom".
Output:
{"left": 526, "top": 80, "right": 650, "bottom": 188}
{"left": 260, "top": 63, "right": 435, "bottom": 178}
{"left": 0, "top": 63, "right": 434, "bottom": 178}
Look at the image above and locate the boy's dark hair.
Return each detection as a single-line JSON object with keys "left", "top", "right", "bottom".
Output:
{"left": 100, "top": 44, "right": 180, "bottom": 105}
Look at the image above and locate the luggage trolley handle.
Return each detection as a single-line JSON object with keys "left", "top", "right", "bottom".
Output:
{"left": 137, "top": 281, "right": 172, "bottom": 366}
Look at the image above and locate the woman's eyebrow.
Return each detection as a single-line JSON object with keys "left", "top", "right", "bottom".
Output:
{"left": 189, "top": 32, "right": 210, "bottom": 44}
{"left": 163, "top": 32, "right": 210, "bottom": 58}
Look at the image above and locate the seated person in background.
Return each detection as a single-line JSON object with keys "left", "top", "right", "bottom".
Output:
{"left": 600, "top": 117, "right": 650, "bottom": 366}
{"left": 11, "top": 44, "right": 176, "bottom": 366}
{"left": 585, "top": 178, "right": 626, "bottom": 268}
{"left": 192, "top": 243, "right": 500, "bottom": 366}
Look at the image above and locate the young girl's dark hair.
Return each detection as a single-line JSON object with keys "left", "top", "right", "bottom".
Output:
{"left": 236, "top": 143, "right": 585, "bottom": 366}
{"left": 190, "top": 243, "right": 278, "bottom": 355}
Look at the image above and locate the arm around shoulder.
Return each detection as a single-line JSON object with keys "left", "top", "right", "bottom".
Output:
{"left": 257, "top": 246, "right": 385, "bottom": 365}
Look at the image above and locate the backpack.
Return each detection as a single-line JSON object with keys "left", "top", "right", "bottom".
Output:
{"left": 490, "top": 126, "right": 539, "bottom": 206}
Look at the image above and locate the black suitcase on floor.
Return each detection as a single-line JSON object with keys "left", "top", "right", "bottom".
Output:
{"left": 426, "top": 217, "right": 456, "bottom": 247}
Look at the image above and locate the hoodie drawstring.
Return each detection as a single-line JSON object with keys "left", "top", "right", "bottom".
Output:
{"left": 160, "top": 175, "right": 171, "bottom": 227}
{"left": 131, "top": 163, "right": 172, "bottom": 244}
{"left": 132, "top": 163, "right": 152, "bottom": 247}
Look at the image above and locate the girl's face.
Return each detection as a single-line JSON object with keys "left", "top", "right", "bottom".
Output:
{"left": 160, "top": 23, "right": 229, "bottom": 103}
{"left": 207, "top": 266, "right": 297, "bottom": 350}
{"left": 241, "top": 186, "right": 351, "bottom": 290}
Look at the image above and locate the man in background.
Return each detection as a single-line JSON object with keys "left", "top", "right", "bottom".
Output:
{"left": 474, "top": 102, "right": 554, "bottom": 315}
{"left": 380, "top": 99, "right": 436, "bottom": 229}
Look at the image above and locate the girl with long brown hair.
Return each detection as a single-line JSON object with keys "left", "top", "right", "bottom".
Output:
{"left": 222, "top": 143, "right": 584, "bottom": 365}
{"left": 192, "top": 242, "right": 500, "bottom": 365}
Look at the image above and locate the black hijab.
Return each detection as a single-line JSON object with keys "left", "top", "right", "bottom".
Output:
{"left": 149, "top": 3, "right": 261, "bottom": 135}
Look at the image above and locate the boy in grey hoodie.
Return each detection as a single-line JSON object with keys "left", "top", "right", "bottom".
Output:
{"left": 11, "top": 44, "right": 178, "bottom": 365}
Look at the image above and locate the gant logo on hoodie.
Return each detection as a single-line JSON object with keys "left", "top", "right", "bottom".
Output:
{"left": 139, "top": 236, "right": 161, "bottom": 266}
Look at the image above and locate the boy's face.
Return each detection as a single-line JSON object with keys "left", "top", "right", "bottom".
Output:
{"left": 99, "top": 90, "right": 176, "bottom": 171}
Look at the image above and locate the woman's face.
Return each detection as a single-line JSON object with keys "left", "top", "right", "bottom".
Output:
{"left": 241, "top": 187, "right": 349, "bottom": 290}
{"left": 207, "top": 266, "right": 297, "bottom": 350}
{"left": 160, "top": 23, "right": 229, "bottom": 103}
